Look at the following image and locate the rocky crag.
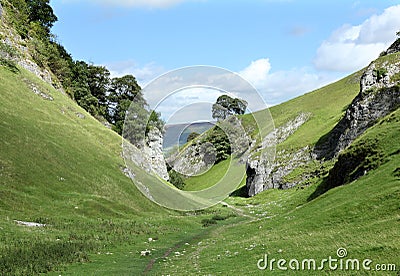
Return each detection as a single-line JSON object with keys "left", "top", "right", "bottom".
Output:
{"left": 143, "top": 128, "right": 170, "bottom": 181}
{"left": 0, "top": 3, "right": 54, "bottom": 85}
{"left": 246, "top": 39, "right": 400, "bottom": 197}
{"left": 314, "top": 41, "right": 400, "bottom": 160}
{"left": 123, "top": 127, "right": 169, "bottom": 181}
{"left": 246, "top": 113, "right": 312, "bottom": 196}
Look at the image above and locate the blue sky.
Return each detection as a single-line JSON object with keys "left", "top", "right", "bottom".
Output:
{"left": 52, "top": 0, "right": 400, "bottom": 122}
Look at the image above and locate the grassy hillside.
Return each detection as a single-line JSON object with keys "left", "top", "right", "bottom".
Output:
{"left": 0, "top": 67, "right": 158, "bottom": 216}
{"left": 0, "top": 66, "right": 240, "bottom": 274}
{"left": 1, "top": 60, "right": 398, "bottom": 275}
{"left": 260, "top": 70, "right": 362, "bottom": 150}
{"left": 150, "top": 109, "right": 400, "bottom": 275}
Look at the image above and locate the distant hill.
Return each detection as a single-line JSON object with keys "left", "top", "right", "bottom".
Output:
{"left": 163, "top": 121, "right": 215, "bottom": 150}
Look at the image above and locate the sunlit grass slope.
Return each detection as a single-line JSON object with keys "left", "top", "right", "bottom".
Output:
{"left": 0, "top": 67, "right": 237, "bottom": 274}
{"left": 0, "top": 67, "right": 159, "bottom": 216}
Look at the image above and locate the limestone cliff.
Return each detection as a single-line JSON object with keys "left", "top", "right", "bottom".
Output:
{"left": 144, "top": 128, "right": 170, "bottom": 181}
{"left": 246, "top": 113, "right": 312, "bottom": 196}
{"left": 314, "top": 39, "right": 400, "bottom": 160}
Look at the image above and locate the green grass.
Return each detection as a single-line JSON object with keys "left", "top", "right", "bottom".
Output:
{"left": 183, "top": 157, "right": 233, "bottom": 191}
{"left": 0, "top": 67, "right": 159, "bottom": 216}
{"left": 0, "top": 66, "right": 240, "bottom": 274}
{"left": 149, "top": 110, "right": 400, "bottom": 275}
{"left": 1, "top": 53, "right": 399, "bottom": 275}
{"left": 144, "top": 56, "right": 400, "bottom": 274}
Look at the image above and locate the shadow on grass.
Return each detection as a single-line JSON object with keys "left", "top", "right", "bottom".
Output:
{"left": 307, "top": 176, "right": 331, "bottom": 201}
{"left": 229, "top": 185, "right": 249, "bottom": 198}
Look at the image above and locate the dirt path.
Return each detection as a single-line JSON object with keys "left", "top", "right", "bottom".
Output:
{"left": 143, "top": 228, "right": 212, "bottom": 274}
{"left": 143, "top": 202, "right": 256, "bottom": 274}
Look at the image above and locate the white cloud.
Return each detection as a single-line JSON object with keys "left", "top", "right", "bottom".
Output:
{"left": 106, "top": 60, "right": 165, "bottom": 86}
{"left": 156, "top": 87, "right": 222, "bottom": 124}
{"left": 239, "top": 59, "right": 336, "bottom": 106}
{"left": 239, "top": 58, "right": 271, "bottom": 87}
{"left": 314, "top": 4, "right": 400, "bottom": 72}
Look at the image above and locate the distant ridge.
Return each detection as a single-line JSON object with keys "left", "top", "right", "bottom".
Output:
{"left": 163, "top": 121, "right": 215, "bottom": 149}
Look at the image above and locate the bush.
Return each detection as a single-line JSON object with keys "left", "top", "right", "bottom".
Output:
{"left": 205, "top": 126, "right": 231, "bottom": 163}
{"left": 168, "top": 169, "right": 185, "bottom": 190}
{"left": 0, "top": 41, "right": 19, "bottom": 72}
{"left": 374, "top": 68, "right": 387, "bottom": 81}
{"left": 212, "top": 214, "right": 226, "bottom": 221}
{"left": 201, "top": 218, "right": 217, "bottom": 227}
{"left": 187, "top": 132, "right": 200, "bottom": 142}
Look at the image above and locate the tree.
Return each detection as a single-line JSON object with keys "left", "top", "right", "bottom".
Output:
{"left": 115, "top": 100, "right": 147, "bottom": 142}
{"left": 108, "top": 75, "right": 142, "bottom": 103}
{"left": 146, "top": 110, "right": 165, "bottom": 135}
{"left": 168, "top": 169, "right": 185, "bottom": 190}
{"left": 206, "top": 126, "right": 231, "bottom": 163}
{"left": 397, "top": 30, "right": 400, "bottom": 37}
{"left": 26, "top": 0, "right": 57, "bottom": 34}
{"left": 87, "top": 65, "right": 110, "bottom": 117}
{"left": 71, "top": 61, "right": 102, "bottom": 116}
{"left": 212, "top": 95, "right": 248, "bottom": 121}
{"left": 108, "top": 75, "right": 144, "bottom": 135}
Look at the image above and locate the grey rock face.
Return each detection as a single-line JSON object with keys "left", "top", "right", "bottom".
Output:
{"left": 386, "top": 38, "right": 400, "bottom": 55}
{"left": 144, "top": 128, "right": 169, "bottom": 181}
{"left": 30, "top": 83, "right": 53, "bottom": 101}
{"left": 314, "top": 55, "right": 400, "bottom": 160}
{"left": 18, "top": 59, "right": 53, "bottom": 84}
{"left": 123, "top": 128, "right": 169, "bottom": 181}
{"left": 0, "top": 6, "right": 53, "bottom": 85}
{"left": 169, "top": 141, "right": 216, "bottom": 176}
{"left": 246, "top": 113, "right": 311, "bottom": 197}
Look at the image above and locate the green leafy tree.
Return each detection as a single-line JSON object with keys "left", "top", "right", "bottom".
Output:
{"left": 108, "top": 75, "right": 146, "bottom": 139}
{"left": 108, "top": 75, "right": 142, "bottom": 103}
{"left": 206, "top": 126, "right": 231, "bottom": 163}
{"left": 146, "top": 110, "right": 165, "bottom": 135}
{"left": 168, "top": 169, "right": 185, "bottom": 190}
{"left": 212, "top": 95, "right": 248, "bottom": 121}
{"left": 70, "top": 61, "right": 103, "bottom": 116}
{"left": 5, "top": 0, "right": 30, "bottom": 38}
{"left": 46, "top": 42, "right": 73, "bottom": 87}
{"left": 26, "top": 0, "right": 57, "bottom": 34}
{"left": 87, "top": 65, "right": 110, "bottom": 117}
{"left": 115, "top": 100, "right": 147, "bottom": 141}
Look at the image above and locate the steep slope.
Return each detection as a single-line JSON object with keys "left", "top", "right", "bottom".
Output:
{"left": 244, "top": 70, "right": 361, "bottom": 195}
{"left": 182, "top": 70, "right": 362, "bottom": 193}
{"left": 0, "top": 67, "right": 158, "bottom": 216}
{"left": 0, "top": 66, "right": 221, "bottom": 275}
